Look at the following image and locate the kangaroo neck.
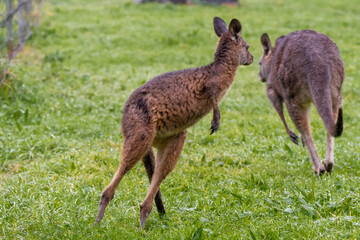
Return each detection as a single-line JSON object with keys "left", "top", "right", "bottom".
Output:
{"left": 210, "top": 61, "right": 238, "bottom": 80}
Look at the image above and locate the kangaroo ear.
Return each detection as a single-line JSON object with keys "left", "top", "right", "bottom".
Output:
{"left": 261, "top": 33, "right": 272, "bottom": 55}
{"left": 229, "top": 19, "right": 242, "bottom": 41}
{"left": 213, "top": 17, "right": 227, "bottom": 37}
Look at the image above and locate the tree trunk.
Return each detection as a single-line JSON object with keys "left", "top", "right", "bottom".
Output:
{"left": 18, "top": 0, "right": 26, "bottom": 44}
{"left": 6, "top": 0, "right": 13, "bottom": 59}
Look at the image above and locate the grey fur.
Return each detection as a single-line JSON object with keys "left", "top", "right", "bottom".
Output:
{"left": 259, "top": 30, "right": 344, "bottom": 175}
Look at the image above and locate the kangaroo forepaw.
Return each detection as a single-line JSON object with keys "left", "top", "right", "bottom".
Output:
{"left": 210, "top": 121, "right": 219, "bottom": 135}
{"left": 289, "top": 131, "right": 299, "bottom": 145}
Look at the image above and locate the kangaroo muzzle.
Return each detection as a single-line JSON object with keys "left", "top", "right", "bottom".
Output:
{"left": 245, "top": 54, "right": 253, "bottom": 65}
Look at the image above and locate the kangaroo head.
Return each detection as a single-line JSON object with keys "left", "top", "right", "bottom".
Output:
{"left": 213, "top": 17, "right": 253, "bottom": 66}
{"left": 258, "top": 33, "right": 274, "bottom": 82}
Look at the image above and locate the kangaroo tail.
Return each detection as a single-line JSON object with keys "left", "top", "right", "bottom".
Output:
{"left": 334, "top": 107, "right": 343, "bottom": 137}
{"left": 309, "top": 69, "right": 342, "bottom": 138}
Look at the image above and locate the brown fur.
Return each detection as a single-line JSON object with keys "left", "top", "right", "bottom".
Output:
{"left": 259, "top": 30, "right": 344, "bottom": 175}
{"left": 95, "top": 17, "right": 253, "bottom": 228}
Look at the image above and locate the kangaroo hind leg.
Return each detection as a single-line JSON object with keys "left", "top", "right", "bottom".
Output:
{"left": 95, "top": 130, "right": 154, "bottom": 225}
{"left": 140, "top": 131, "right": 187, "bottom": 229}
{"left": 267, "top": 88, "right": 299, "bottom": 145}
{"left": 287, "top": 103, "right": 325, "bottom": 175}
{"left": 142, "top": 148, "right": 166, "bottom": 215}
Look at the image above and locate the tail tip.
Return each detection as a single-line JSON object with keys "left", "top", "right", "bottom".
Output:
{"left": 334, "top": 107, "right": 343, "bottom": 137}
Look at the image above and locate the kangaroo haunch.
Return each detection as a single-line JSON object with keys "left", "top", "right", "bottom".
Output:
{"left": 258, "top": 30, "right": 344, "bottom": 176}
{"left": 95, "top": 17, "right": 253, "bottom": 228}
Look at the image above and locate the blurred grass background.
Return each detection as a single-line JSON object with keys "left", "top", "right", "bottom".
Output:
{"left": 0, "top": 0, "right": 359, "bottom": 238}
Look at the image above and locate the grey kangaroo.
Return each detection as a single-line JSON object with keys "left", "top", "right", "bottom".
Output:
{"left": 95, "top": 17, "right": 253, "bottom": 228}
{"left": 258, "top": 30, "right": 344, "bottom": 175}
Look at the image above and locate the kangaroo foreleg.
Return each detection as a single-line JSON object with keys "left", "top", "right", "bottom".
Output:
{"left": 210, "top": 102, "right": 221, "bottom": 135}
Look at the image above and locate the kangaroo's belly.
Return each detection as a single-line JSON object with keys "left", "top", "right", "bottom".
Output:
{"left": 151, "top": 98, "right": 212, "bottom": 137}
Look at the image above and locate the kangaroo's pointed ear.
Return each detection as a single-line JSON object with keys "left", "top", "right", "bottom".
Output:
{"left": 213, "top": 17, "right": 227, "bottom": 37}
{"left": 229, "top": 19, "right": 242, "bottom": 41}
{"left": 261, "top": 33, "right": 272, "bottom": 56}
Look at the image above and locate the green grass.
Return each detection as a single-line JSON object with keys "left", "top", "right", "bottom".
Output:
{"left": 1, "top": 0, "right": 360, "bottom": 239}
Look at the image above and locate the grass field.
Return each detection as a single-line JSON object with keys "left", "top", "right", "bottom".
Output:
{"left": 1, "top": 0, "right": 360, "bottom": 239}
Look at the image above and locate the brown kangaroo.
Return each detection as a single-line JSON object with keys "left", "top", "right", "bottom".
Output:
{"left": 95, "top": 17, "right": 253, "bottom": 228}
{"left": 258, "top": 30, "right": 344, "bottom": 176}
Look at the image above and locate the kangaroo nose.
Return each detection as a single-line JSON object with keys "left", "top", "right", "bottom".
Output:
{"left": 246, "top": 55, "right": 253, "bottom": 65}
